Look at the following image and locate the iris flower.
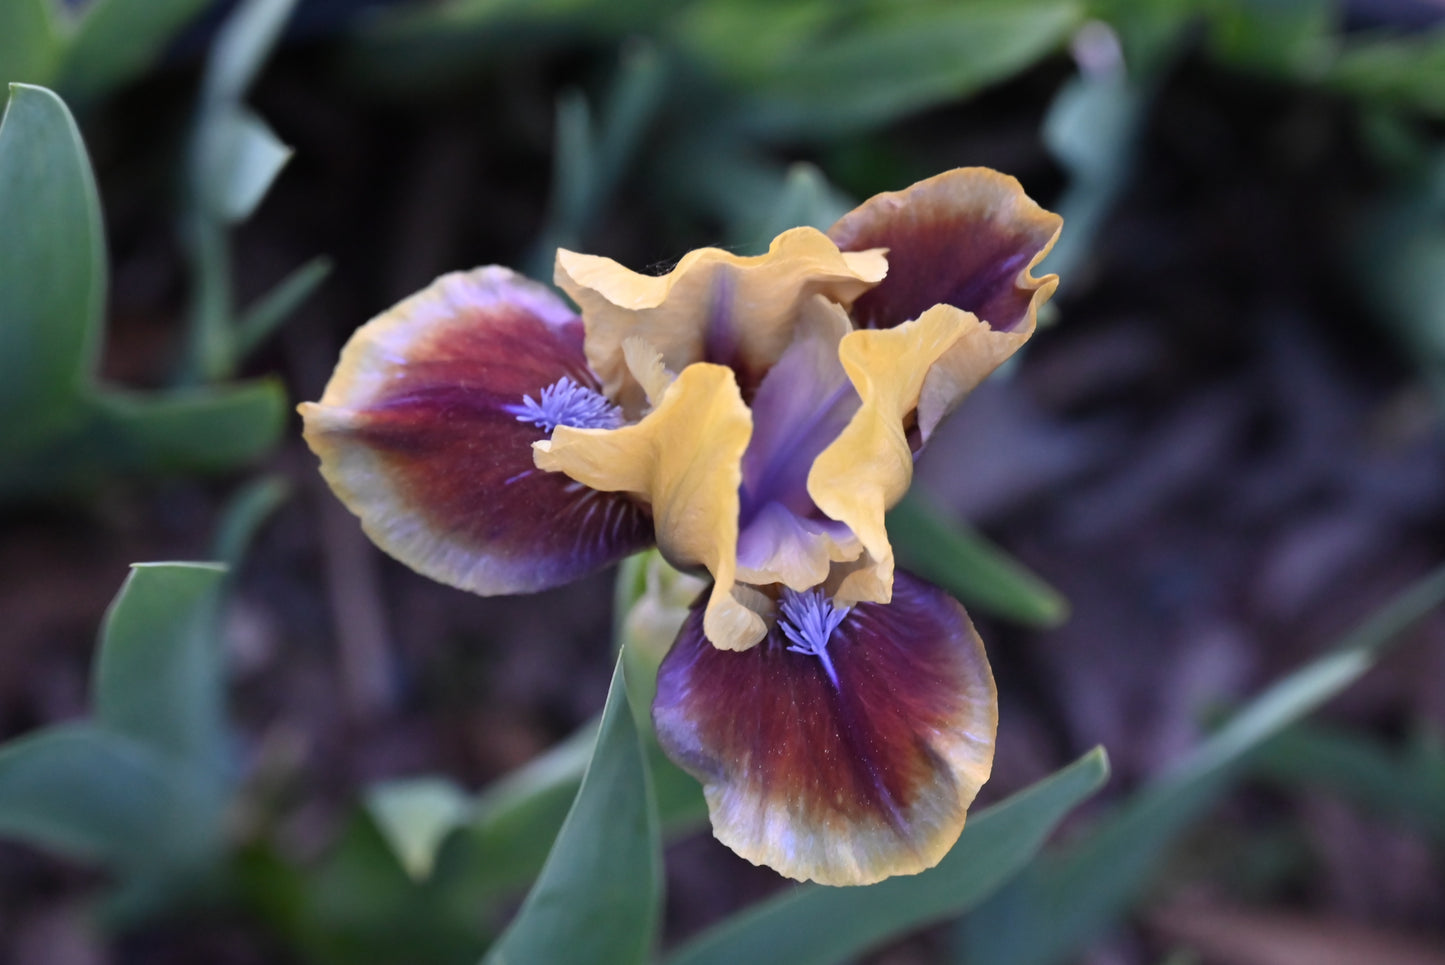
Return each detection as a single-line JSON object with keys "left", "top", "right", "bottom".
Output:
{"left": 300, "top": 168, "right": 1061, "bottom": 886}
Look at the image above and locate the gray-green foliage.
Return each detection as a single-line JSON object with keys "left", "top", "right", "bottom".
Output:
{"left": 0, "top": 563, "right": 233, "bottom": 915}
{"left": 954, "top": 562, "right": 1445, "bottom": 965}
{"left": 889, "top": 494, "right": 1070, "bottom": 629}
{"left": 183, "top": 0, "right": 330, "bottom": 382}
{"left": 1355, "top": 151, "right": 1445, "bottom": 404}
{"left": 0, "top": 0, "right": 215, "bottom": 103}
{"left": 1250, "top": 721, "right": 1445, "bottom": 847}
{"left": 0, "top": 83, "right": 285, "bottom": 497}
{"left": 363, "top": 710, "right": 707, "bottom": 899}
{"left": 484, "top": 657, "right": 662, "bottom": 965}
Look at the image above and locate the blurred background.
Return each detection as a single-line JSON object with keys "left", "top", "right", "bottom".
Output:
{"left": 3, "top": 0, "right": 1445, "bottom": 962}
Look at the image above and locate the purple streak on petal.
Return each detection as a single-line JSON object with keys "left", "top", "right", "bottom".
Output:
{"left": 652, "top": 571, "right": 996, "bottom": 881}
{"left": 735, "top": 502, "right": 855, "bottom": 576}
{"left": 703, "top": 269, "right": 740, "bottom": 369}
{"left": 350, "top": 302, "right": 652, "bottom": 593}
{"left": 739, "top": 330, "right": 859, "bottom": 527}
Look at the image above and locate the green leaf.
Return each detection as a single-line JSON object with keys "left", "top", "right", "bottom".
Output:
{"left": 179, "top": 0, "right": 303, "bottom": 382}
{"left": 484, "top": 656, "right": 662, "bottom": 965}
{"left": 234, "top": 255, "right": 331, "bottom": 358}
{"left": 0, "top": 561, "right": 239, "bottom": 900}
{"left": 1249, "top": 721, "right": 1445, "bottom": 846}
{"left": 668, "top": 748, "right": 1109, "bottom": 965}
{"left": 57, "top": 0, "right": 214, "bottom": 103}
{"left": 888, "top": 493, "right": 1069, "bottom": 627}
{"left": 0, "top": 0, "right": 62, "bottom": 87}
{"left": 0, "top": 380, "right": 287, "bottom": 495}
{"left": 0, "top": 724, "right": 175, "bottom": 868}
{"left": 1039, "top": 68, "right": 1149, "bottom": 282}
{"left": 457, "top": 714, "right": 704, "bottom": 899}
{"left": 955, "top": 561, "right": 1445, "bottom": 965}
{"left": 192, "top": 0, "right": 299, "bottom": 224}
{"left": 367, "top": 778, "right": 473, "bottom": 881}
{"left": 1328, "top": 28, "right": 1445, "bottom": 118}
{"left": 242, "top": 815, "right": 494, "bottom": 965}
{"left": 212, "top": 475, "right": 292, "bottom": 565}
{"left": 1204, "top": 0, "right": 1336, "bottom": 78}
{"left": 740, "top": 0, "right": 1082, "bottom": 139}
{"left": 1083, "top": 0, "right": 1193, "bottom": 76}
{"left": 90, "top": 378, "right": 287, "bottom": 474}
{"left": 463, "top": 724, "right": 597, "bottom": 897}
{"left": 0, "top": 83, "right": 105, "bottom": 445}
{"left": 742, "top": 162, "right": 854, "bottom": 250}
{"left": 203, "top": 108, "right": 293, "bottom": 224}
{"left": 343, "top": 0, "right": 665, "bottom": 92}
{"left": 1352, "top": 154, "right": 1445, "bottom": 403}
{"left": 203, "top": 0, "right": 299, "bottom": 106}
{"left": 527, "top": 43, "right": 666, "bottom": 277}
{"left": 95, "top": 562, "right": 229, "bottom": 770}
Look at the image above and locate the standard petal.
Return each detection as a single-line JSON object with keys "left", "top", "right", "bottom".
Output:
{"left": 653, "top": 572, "right": 997, "bottom": 886}
{"left": 555, "top": 228, "right": 887, "bottom": 411}
{"left": 534, "top": 362, "right": 767, "bottom": 651}
{"left": 809, "top": 304, "right": 988, "bottom": 607}
{"left": 827, "top": 167, "right": 1061, "bottom": 335}
{"left": 299, "top": 267, "right": 653, "bottom": 595}
{"left": 737, "top": 297, "right": 862, "bottom": 590}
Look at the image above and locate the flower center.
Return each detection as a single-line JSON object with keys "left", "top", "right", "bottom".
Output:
{"left": 511, "top": 376, "right": 623, "bottom": 433}
{"left": 779, "top": 587, "right": 849, "bottom": 688}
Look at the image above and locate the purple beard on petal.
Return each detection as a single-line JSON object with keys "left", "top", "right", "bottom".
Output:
{"left": 653, "top": 570, "right": 995, "bottom": 833}
{"left": 348, "top": 309, "right": 654, "bottom": 593}
{"left": 736, "top": 329, "right": 860, "bottom": 574}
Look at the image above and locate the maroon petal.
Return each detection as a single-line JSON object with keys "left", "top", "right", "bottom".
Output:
{"left": 300, "top": 267, "right": 653, "bottom": 595}
{"left": 652, "top": 571, "right": 996, "bottom": 885}
{"left": 828, "top": 167, "right": 1061, "bottom": 332}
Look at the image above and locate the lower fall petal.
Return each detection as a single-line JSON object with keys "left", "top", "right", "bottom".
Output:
{"left": 534, "top": 362, "right": 767, "bottom": 651}
{"left": 827, "top": 167, "right": 1061, "bottom": 335}
{"left": 299, "top": 267, "right": 653, "bottom": 595}
{"left": 653, "top": 572, "right": 997, "bottom": 886}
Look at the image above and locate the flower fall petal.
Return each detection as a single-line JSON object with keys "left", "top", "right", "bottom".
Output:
{"left": 299, "top": 267, "right": 652, "bottom": 595}
{"left": 653, "top": 572, "right": 997, "bottom": 886}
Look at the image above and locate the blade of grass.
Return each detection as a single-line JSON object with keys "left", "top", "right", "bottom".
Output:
{"left": 888, "top": 493, "right": 1069, "bottom": 627}
{"left": 956, "top": 562, "right": 1445, "bottom": 965}
{"left": 483, "top": 656, "right": 662, "bottom": 965}
{"left": 234, "top": 256, "right": 331, "bottom": 359}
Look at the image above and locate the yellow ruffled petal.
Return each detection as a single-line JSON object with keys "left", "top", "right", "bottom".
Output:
{"left": 809, "top": 304, "right": 1022, "bottom": 606}
{"left": 534, "top": 362, "right": 768, "bottom": 651}
{"left": 555, "top": 228, "right": 887, "bottom": 412}
{"left": 916, "top": 308, "right": 1033, "bottom": 443}
{"left": 826, "top": 166, "right": 1058, "bottom": 443}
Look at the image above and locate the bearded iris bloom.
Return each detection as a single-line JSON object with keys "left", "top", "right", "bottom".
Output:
{"left": 300, "top": 168, "right": 1061, "bottom": 886}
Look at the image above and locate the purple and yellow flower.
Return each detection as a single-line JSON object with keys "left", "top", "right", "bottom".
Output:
{"left": 300, "top": 168, "right": 1061, "bottom": 886}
